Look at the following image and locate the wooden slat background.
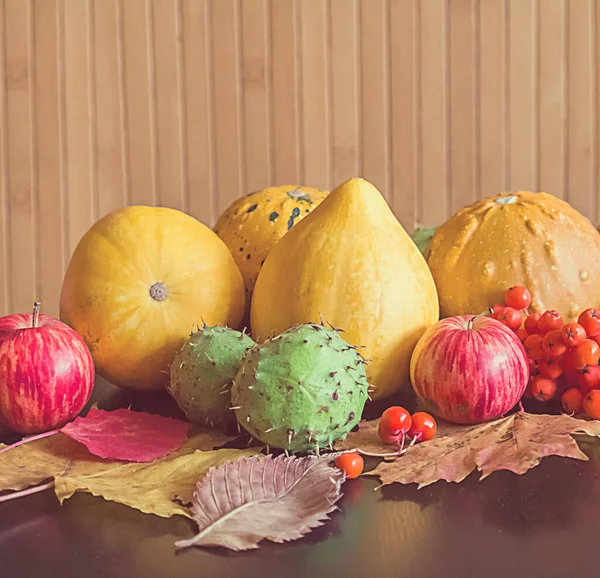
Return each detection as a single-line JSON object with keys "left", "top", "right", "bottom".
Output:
{"left": 0, "top": 0, "right": 598, "bottom": 317}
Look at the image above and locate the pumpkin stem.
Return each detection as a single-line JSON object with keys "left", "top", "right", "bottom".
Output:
{"left": 149, "top": 283, "right": 167, "bottom": 301}
{"left": 32, "top": 301, "right": 41, "bottom": 328}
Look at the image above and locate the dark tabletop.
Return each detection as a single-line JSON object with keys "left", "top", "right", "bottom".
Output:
{"left": 2, "top": 378, "right": 600, "bottom": 578}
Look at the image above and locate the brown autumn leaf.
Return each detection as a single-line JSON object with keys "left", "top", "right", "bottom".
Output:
{"left": 0, "top": 427, "right": 254, "bottom": 517}
{"left": 175, "top": 453, "right": 345, "bottom": 551}
{"left": 338, "top": 412, "right": 600, "bottom": 488}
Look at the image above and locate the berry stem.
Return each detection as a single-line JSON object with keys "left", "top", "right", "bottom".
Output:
{"left": 398, "top": 432, "right": 406, "bottom": 454}
{"left": 356, "top": 435, "right": 421, "bottom": 458}
{"left": 357, "top": 449, "right": 404, "bottom": 458}
{"left": 32, "top": 301, "right": 41, "bottom": 328}
{"left": 0, "top": 429, "right": 59, "bottom": 456}
{"left": 0, "top": 481, "right": 54, "bottom": 504}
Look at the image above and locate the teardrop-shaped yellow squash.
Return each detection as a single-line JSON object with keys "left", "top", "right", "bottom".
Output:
{"left": 213, "top": 185, "right": 328, "bottom": 321}
{"left": 60, "top": 206, "right": 245, "bottom": 391}
{"left": 250, "top": 178, "right": 440, "bottom": 400}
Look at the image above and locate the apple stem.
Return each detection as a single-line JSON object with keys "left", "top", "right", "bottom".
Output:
{"left": 0, "top": 429, "right": 59, "bottom": 456}
{"left": 0, "top": 481, "right": 54, "bottom": 504}
{"left": 32, "top": 301, "right": 41, "bottom": 328}
{"left": 468, "top": 309, "right": 493, "bottom": 330}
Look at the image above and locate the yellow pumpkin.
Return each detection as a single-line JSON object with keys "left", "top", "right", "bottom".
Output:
{"left": 60, "top": 206, "right": 245, "bottom": 391}
{"left": 426, "top": 191, "right": 600, "bottom": 321}
{"left": 213, "top": 185, "right": 328, "bottom": 315}
{"left": 250, "top": 177, "right": 440, "bottom": 400}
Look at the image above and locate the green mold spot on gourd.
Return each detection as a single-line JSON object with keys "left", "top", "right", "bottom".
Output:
{"left": 269, "top": 211, "right": 279, "bottom": 222}
{"left": 246, "top": 204, "right": 258, "bottom": 213}
{"left": 287, "top": 207, "right": 301, "bottom": 230}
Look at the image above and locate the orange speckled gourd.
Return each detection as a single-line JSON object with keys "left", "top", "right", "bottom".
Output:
{"left": 59, "top": 206, "right": 245, "bottom": 391}
{"left": 214, "top": 186, "right": 328, "bottom": 319}
{"left": 426, "top": 191, "right": 600, "bottom": 321}
{"left": 250, "top": 177, "right": 440, "bottom": 400}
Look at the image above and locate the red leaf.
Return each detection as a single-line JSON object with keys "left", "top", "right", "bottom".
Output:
{"left": 60, "top": 408, "right": 190, "bottom": 462}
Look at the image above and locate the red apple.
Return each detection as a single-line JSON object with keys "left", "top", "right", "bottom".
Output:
{"left": 0, "top": 302, "right": 94, "bottom": 434}
{"left": 409, "top": 315, "right": 529, "bottom": 424}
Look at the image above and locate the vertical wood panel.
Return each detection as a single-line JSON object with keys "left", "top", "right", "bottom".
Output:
{"left": 151, "top": 0, "right": 184, "bottom": 210}
{"left": 508, "top": 0, "right": 537, "bottom": 191}
{"left": 0, "top": 1, "right": 8, "bottom": 312}
{"left": 35, "top": 0, "right": 64, "bottom": 317}
{"left": 121, "top": 0, "right": 155, "bottom": 206}
{"left": 270, "top": 0, "right": 300, "bottom": 185}
{"left": 93, "top": 0, "right": 125, "bottom": 217}
{"left": 299, "top": 0, "right": 329, "bottom": 188}
{"left": 3, "top": 1, "right": 600, "bottom": 315}
{"left": 420, "top": 0, "right": 448, "bottom": 227}
{"left": 449, "top": 0, "right": 477, "bottom": 213}
{"left": 210, "top": 0, "right": 244, "bottom": 213}
{"left": 63, "top": 0, "right": 94, "bottom": 253}
{"left": 359, "top": 0, "right": 390, "bottom": 199}
{"left": 597, "top": 0, "right": 600, "bottom": 226}
{"left": 389, "top": 0, "right": 418, "bottom": 228}
{"left": 567, "top": 0, "right": 596, "bottom": 217}
{"left": 181, "top": 0, "right": 212, "bottom": 225}
{"left": 330, "top": 0, "right": 359, "bottom": 186}
{"left": 241, "top": 0, "right": 271, "bottom": 192}
{"left": 4, "top": 0, "right": 36, "bottom": 312}
{"left": 479, "top": 0, "right": 507, "bottom": 197}
{"left": 538, "top": 0, "right": 566, "bottom": 199}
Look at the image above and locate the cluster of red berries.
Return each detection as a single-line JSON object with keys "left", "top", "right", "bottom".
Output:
{"left": 334, "top": 407, "right": 438, "bottom": 479}
{"left": 377, "top": 406, "right": 437, "bottom": 447}
{"left": 488, "top": 286, "right": 600, "bottom": 419}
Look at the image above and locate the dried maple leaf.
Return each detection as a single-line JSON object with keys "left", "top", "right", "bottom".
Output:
{"left": 334, "top": 419, "right": 399, "bottom": 459}
{"left": 0, "top": 435, "right": 84, "bottom": 492}
{"left": 0, "top": 428, "right": 250, "bottom": 517}
{"left": 55, "top": 446, "right": 259, "bottom": 518}
{"left": 60, "top": 408, "right": 191, "bottom": 462}
{"left": 175, "top": 453, "right": 345, "bottom": 551}
{"left": 340, "top": 412, "right": 600, "bottom": 488}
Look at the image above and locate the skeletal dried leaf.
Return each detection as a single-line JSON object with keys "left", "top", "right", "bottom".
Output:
{"left": 175, "top": 453, "right": 345, "bottom": 551}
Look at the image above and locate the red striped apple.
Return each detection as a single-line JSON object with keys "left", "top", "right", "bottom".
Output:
{"left": 0, "top": 302, "right": 94, "bottom": 433}
{"left": 409, "top": 315, "right": 529, "bottom": 424}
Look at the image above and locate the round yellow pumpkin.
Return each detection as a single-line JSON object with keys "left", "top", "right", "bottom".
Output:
{"left": 213, "top": 186, "right": 328, "bottom": 312}
{"left": 426, "top": 191, "right": 600, "bottom": 321}
{"left": 59, "top": 206, "right": 245, "bottom": 391}
{"left": 250, "top": 177, "right": 439, "bottom": 400}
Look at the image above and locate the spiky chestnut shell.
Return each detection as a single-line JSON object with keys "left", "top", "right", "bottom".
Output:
{"left": 168, "top": 325, "right": 255, "bottom": 427}
{"left": 231, "top": 323, "right": 369, "bottom": 452}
